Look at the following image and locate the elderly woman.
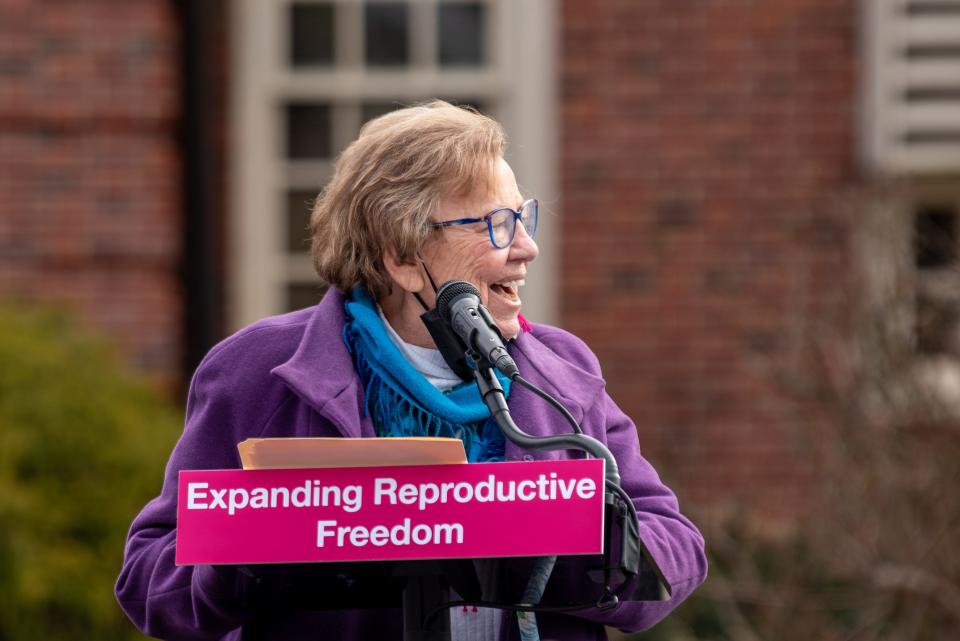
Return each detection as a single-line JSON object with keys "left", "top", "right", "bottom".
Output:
{"left": 116, "top": 101, "right": 706, "bottom": 640}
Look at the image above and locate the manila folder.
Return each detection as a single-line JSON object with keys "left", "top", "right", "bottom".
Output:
{"left": 238, "top": 437, "right": 467, "bottom": 470}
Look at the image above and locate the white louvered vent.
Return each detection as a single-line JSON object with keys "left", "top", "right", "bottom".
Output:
{"left": 864, "top": 0, "right": 960, "bottom": 173}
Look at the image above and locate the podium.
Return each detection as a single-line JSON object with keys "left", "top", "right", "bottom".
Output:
{"left": 177, "top": 458, "right": 668, "bottom": 640}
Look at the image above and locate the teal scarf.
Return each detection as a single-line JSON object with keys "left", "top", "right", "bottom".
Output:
{"left": 342, "top": 288, "right": 509, "bottom": 463}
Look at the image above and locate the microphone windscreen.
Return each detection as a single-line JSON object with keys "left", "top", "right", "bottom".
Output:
{"left": 435, "top": 280, "right": 480, "bottom": 320}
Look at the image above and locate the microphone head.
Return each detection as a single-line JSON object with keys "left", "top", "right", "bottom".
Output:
{"left": 435, "top": 280, "right": 481, "bottom": 321}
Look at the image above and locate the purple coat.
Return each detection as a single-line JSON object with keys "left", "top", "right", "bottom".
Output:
{"left": 116, "top": 289, "right": 707, "bottom": 640}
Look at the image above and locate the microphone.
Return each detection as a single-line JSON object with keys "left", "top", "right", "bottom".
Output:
{"left": 435, "top": 280, "right": 519, "bottom": 378}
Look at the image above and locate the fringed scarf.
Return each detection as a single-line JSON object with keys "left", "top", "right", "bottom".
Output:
{"left": 342, "top": 288, "right": 510, "bottom": 463}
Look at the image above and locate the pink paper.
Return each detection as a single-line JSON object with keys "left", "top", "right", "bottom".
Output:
{"left": 176, "top": 459, "right": 605, "bottom": 565}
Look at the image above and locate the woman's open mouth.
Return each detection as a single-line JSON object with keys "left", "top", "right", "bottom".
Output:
{"left": 490, "top": 280, "right": 524, "bottom": 303}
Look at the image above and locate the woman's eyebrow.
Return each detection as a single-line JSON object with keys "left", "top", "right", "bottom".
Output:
{"left": 492, "top": 197, "right": 524, "bottom": 211}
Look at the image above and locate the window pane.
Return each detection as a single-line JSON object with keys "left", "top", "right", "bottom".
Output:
{"left": 290, "top": 3, "right": 335, "bottom": 66}
{"left": 361, "top": 101, "right": 402, "bottom": 125}
{"left": 438, "top": 3, "right": 485, "bottom": 66}
{"left": 287, "top": 103, "right": 331, "bottom": 159}
{"left": 287, "top": 190, "right": 317, "bottom": 253}
{"left": 914, "top": 205, "right": 957, "bottom": 268}
{"left": 365, "top": 3, "right": 409, "bottom": 66}
{"left": 287, "top": 282, "right": 328, "bottom": 311}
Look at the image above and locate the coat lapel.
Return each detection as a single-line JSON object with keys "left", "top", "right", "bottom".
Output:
{"left": 271, "top": 289, "right": 375, "bottom": 439}
{"left": 502, "top": 329, "right": 607, "bottom": 460}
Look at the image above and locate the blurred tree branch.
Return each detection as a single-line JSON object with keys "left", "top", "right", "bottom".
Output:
{"left": 631, "top": 184, "right": 960, "bottom": 641}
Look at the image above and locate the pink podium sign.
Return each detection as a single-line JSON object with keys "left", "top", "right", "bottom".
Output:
{"left": 176, "top": 459, "right": 605, "bottom": 565}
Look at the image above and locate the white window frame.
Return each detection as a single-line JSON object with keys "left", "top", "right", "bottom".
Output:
{"left": 861, "top": 0, "right": 960, "bottom": 173}
{"left": 229, "top": 0, "right": 557, "bottom": 331}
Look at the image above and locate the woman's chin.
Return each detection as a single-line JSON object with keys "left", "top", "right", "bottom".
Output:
{"left": 496, "top": 316, "right": 521, "bottom": 341}
{"left": 486, "top": 288, "right": 523, "bottom": 339}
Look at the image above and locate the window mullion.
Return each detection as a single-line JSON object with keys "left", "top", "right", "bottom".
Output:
{"left": 337, "top": 0, "right": 364, "bottom": 68}
{"left": 410, "top": 0, "right": 437, "bottom": 70}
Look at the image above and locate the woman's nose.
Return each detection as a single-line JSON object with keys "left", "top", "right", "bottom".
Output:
{"left": 509, "top": 222, "right": 539, "bottom": 262}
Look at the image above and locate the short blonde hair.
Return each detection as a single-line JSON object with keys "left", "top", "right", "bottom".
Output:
{"left": 310, "top": 100, "right": 505, "bottom": 299}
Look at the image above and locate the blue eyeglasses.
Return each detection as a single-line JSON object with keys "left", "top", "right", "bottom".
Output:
{"left": 429, "top": 198, "right": 539, "bottom": 249}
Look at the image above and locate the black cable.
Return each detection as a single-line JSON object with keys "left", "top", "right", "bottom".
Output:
{"left": 423, "top": 570, "right": 633, "bottom": 626}
{"left": 420, "top": 487, "right": 643, "bottom": 626}
{"left": 510, "top": 374, "right": 583, "bottom": 435}
{"left": 419, "top": 366, "right": 644, "bottom": 625}
{"left": 504, "top": 371, "right": 640, "bottom": 539}
{"left": 421, "top": 506, "right": 643, "bottom": 627}
{"left": 476, "top": 366, "right": 621, "bottom": 485}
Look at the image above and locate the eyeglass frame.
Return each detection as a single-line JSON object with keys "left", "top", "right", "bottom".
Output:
{"left": 428, "top": 198, "right": 539, "bottom": 249}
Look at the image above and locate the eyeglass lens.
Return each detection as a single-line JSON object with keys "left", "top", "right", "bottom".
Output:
{"left": 490, "top": 201, "right": 537, "bottom": 248}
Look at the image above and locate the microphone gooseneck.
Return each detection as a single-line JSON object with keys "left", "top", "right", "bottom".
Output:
{"left": 426, "top": 279, "right": 671, "bottom": 625}
{"left": 434, "top": 279, "right": 620, "bottom": 485}
{"left": 473, "top": 366, "right": 622, "bottom": 487}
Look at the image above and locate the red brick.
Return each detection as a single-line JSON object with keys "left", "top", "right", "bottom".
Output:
{"left": 0, "top": 1, "right": 182, "bottom": 384}
{"left": 562, "top": 0, "right": 857, "bottom": 519}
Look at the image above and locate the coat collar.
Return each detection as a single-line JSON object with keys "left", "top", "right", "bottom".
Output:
{"left": 508, "top": 329, "right": 606, "bottom": 430}
{"left": 271, "top": 288, "right": 606, "bottom": 440}
{"left": 270, "top": 288, "right": 374, "bottom": 439}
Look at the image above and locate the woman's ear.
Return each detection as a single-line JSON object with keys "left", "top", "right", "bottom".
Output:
{"left": 383, "top": 249, "right": 426, "bottom": 293}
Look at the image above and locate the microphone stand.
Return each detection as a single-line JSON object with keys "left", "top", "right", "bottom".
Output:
{"left": 472, "top": 365, "right": 622, "bottom": 487}
{"left": 398, "top": 358, "right": 670, "bottom": 641}
{"left": 472, "top": 359, "right": 671, "bottom": 602}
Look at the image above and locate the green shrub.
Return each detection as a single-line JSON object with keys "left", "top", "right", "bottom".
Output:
{"left": 0, "top": 306, "right": 181, "bottom": 640}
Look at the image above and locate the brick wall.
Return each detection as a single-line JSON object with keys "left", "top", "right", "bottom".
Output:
{"left": 0, "top": 2, "right": 182, "bottom": 383}
{"left": 561, "top": 0, "right": 857, "bottom": 523}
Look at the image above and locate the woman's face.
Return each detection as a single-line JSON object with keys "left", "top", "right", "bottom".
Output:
{"left": 420, "top": 158, "right": 539, "bottom": 339}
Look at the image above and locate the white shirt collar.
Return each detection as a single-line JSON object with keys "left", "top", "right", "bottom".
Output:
{"left": 377, "top": 306, "right": 464, "bottom": 392}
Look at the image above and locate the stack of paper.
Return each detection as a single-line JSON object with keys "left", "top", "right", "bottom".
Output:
{"left": 238, "top": 437, "right": 467, "bottom": 470}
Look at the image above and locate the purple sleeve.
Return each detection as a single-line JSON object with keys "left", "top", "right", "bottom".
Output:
{"left": 115, "top": 358, "right": 256, "bottom": 640}
{"left": 574, "top": 392, "right": 708, "bottom": 632}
